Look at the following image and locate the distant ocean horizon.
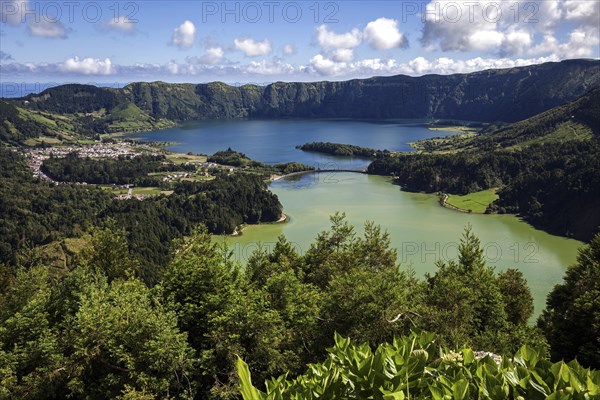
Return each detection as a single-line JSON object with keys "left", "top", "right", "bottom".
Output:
{"left": 0, "top": 80, "right": 276, "bottom": 98}
{"left": 0, "top": 82, "right": 132, "bottom": 98}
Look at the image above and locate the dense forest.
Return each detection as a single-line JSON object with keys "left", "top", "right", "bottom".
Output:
{"left": 41, "top": 153, "right": 190, "bottom": 185}
{"left": 0, "top": 148, "right": 281, "bottom": 274}
{"left": 1, "top": 209, "right": 599, "bottom": 398}
{"left": 297, "top": 142, "right": 386, "bottom": 158}
{"left": 368, "top": 139, "right": 600, "bottom": 241}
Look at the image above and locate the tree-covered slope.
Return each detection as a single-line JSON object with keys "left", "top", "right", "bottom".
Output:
{"left": 368, "top": 86, "right": 600, "bottom": 241}
{"left": 423, "top": 85, "right": 600, "bottom": 151}
{"left": 253, "top": 59, "right": 600, "bottom": 122}
{"left": 0, "top": 148, "right": 282, "bottom": 271}
{"left": 22, "top": 84, "right": 127, "bottom": 114}
{"left": 0, "top": 100, "right": 49, "bottom": 144}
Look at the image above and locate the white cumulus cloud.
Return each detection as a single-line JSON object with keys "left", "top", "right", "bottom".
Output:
{"left": 364, "top": 18, "right": 408, "bottom": 50}
{"left": 106, "top": 16, "right": 135, "bottom": 33}
{"left": 282, "top": 43, "right": 296, "bottom": 55}
{"left": 564, "top": 0, "right": 600, "bottom": 26}
{"left": 421, "top": 0, "right": 509, "bottom": 53}
{"left": 171, "top": 20, "right": 196, "bottom": 49}
{"left": 501, "top": 30, "right": 533, "bottom": 56}
{"left": 531, "top": 28, "right": 600, "bottom": 59}
{"left": 59, "top": 57, "right": 116, "bottom": 75}
{"left": 315, "top": 25, "right": 362, "bottom": 49}
{"left": 234, "top": 37, "right": 272, "bottom": 57}
{"left": 331, "top": 48, "right": 354, "bottom": 62}
{"left": 420, "top": 0, "right": 600, "bottom": 60}
{"left": 198, "top": 47, "right": 225, "bottom": 65}
{"left": 28, "top": 19, "right": 67, "bottom": 38}
{"left": 244, "top": 59, "right": 296, "bottom": 75}
{"left": 309, "top": 54, "right": 346, "bottom": 76}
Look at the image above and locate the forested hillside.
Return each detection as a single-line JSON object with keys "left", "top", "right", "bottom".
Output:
{"left": 0, "top": 148, "right": 281, "bottom": 274}
{"left": 0, "top": 100, "right": 48, "bottom": 144}
{"left": 2, "top": 59, "right": 599, "bottom": 144}
{"left": 369, "top": 87, "right": 600, "bottom": 241}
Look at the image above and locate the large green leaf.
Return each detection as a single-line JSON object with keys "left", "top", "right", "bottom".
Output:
{"left": 237, "top": 357, "right": 266, "bottom": 400}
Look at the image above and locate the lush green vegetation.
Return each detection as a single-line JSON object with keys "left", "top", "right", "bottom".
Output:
{"left": 0, "top": 100, "right": 48, "bottom": 144}
{"left": 538, "top": 232, "right": 600, "bottom": 368}
{"left": 415, "top": 86, "right": 600, "bottom": 153}
{"left": 107, "top": 173, "right": 282, "bottom": 276}
{"left": 368, "top": 86, "right": 600, "bottom": 242}
{"left": 445, "top": 189, "right": 499, "bottom": 213}
{"left": 2, "top": 210, "right": 599, "bottom": 399}
{"left": 297, "top": 142, "right": 386, "bottom": 158}
{"left": 0, "top": 148, "right": 114, "bottom": 265}
{"left": 208, "top": 148, "right": 256, "bottom": 167}
{"left": 41, "top": 153, "right": 187, "bottom": 185}
{"left": 0, "top": 148, "right": 281, "bottom": 272}
{"left": 238, "top": 331, "right": 600, "bottom": 399}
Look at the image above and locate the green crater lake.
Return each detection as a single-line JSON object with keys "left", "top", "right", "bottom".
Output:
{"left": 221, "top": 172, "right": 582, "bottom": 318}
{"left": 134, "top": 119, "right": 583, "bottom": 318}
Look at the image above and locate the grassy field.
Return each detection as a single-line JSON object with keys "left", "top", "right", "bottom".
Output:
{"left": 133, "top": 187, "right": 167, "bottom": 196}
{"left": 99, "top": 185, "right": 129, "bottom": 195}
{"left": 166, "top": 154, "right": 208, "bottom": 164}
{"left": 99, "top": 185, "right": 173, "bottom": 197}
{"left": 428, "top": 125, "right": 479, "bottom": 134}
{"left": 23, "top": 136, "right": 63, "bottom": 146}
{"left": 446, "top": 189, "right": 499, "bottom": 213}
{"left": 507, "top": 120, "right": 593, "bottom": 150}
{"left": 37, "top": 237, "right": 90, "bottom": 271}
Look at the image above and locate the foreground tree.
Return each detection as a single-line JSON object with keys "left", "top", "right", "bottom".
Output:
{"left": 161, "top": 227, "right": 290, "bottom": 399}
{"left": 538, "top": 232, "right": 600, "bottom": 368}
{"left": 424, "top": 225, "right": 545, "bottom": 354}
{"left": 498, "top": 268, "right": 534, "bottom": 326}
{"left": 79, "top": 220, "right": 140, "bottom": 283}
{"left": 0, "top": 266, "right": 66, "bottom": 399}
{"left": 67, "top": 277, "right": 196, "bottom": 398}
{"left": 425, "top": 226, "right": 507, "bottom": 348}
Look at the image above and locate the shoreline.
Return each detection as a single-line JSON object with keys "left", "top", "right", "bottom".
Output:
{"left": 438, "top": 193, "right": 474, "bottom": 214}
{"left": 230, "top": 213, "right": 288, "bottom": 237}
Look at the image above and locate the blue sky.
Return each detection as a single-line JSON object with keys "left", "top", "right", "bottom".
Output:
{"left": 1, "top": 0, "right": 599, "bottom": 84}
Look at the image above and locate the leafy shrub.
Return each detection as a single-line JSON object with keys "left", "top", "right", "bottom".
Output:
{"left": 238, "top": 331, "right": 600, "bottom": 399}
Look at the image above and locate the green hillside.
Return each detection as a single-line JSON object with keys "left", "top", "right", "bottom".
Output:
{"left": 369, "top": 87, "right": 600, "bottom": 241}
{"left": 414, "top": 85, "right": 600, "bottom": 152}
{"left": 2, "top": 59, "right": 599, "bottom": 146}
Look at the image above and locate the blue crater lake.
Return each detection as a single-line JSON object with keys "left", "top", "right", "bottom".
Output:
{"left": 128, "top": 119, "right": 450, "bottom": 170}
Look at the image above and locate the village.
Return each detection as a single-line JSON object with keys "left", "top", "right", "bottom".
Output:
{"left": 22, "top": 142, "right": 235, "bottom": 200}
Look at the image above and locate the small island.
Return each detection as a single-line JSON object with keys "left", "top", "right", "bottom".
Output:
{"left": 209, "top": 147, "right": 315, "bottom": 175}
{"left": 296, "top": 142, "right": 388, "bottom": 158}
